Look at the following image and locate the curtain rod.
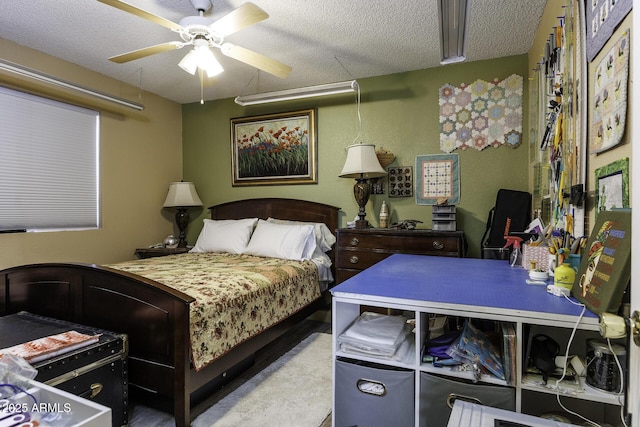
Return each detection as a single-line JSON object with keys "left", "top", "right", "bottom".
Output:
{"left": 0, "top": 58, "right": 145, "bottom": 111}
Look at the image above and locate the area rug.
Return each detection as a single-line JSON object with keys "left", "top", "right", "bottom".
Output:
{"left": 192, "top": 332, "right": 332, "bottom": 427}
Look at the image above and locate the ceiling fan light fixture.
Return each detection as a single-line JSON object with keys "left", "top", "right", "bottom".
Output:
{"left": 438, "top": 0, "right": 470, "bottom": 65}
{"left": 178, "top": 49, "right": 199, "bottom": 75}
{"left": 196, "top": 46, "right": 224, "bottom": 77}
{"left": 100, "top": 1, "right": 287, "bottom": 81}
{"left": 178, "top": 45, "right": 223, "bottom": 78}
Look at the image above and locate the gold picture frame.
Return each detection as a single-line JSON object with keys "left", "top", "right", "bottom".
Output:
{"left": 231, "top": 109, "right": 317, "bottom": 186}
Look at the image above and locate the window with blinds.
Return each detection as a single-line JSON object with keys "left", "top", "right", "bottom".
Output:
{"left": 0, "top": 86, "right": 100, "bottom": 231}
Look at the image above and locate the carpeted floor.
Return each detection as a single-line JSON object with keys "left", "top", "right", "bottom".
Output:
{"left": 128, "top": 308, "right": 332, "bottom": 426}
{"left": 192, "top": 332, "right": 332, "bottom": 426}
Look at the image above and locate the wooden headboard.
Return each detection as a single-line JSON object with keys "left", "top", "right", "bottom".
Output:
{"left": 210, "top": 198, "right": 340, "bottom": 232}
{"left": 210, "top": 198, "right": 341, "bottom": 278}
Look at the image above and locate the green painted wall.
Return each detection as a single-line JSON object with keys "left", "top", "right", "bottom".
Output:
{"left": 182, "top": 54, "right": 529, "bottom": 258}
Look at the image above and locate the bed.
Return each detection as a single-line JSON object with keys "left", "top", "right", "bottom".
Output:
{"left": 0, "top": 198, "right": 340, "bottom": 427}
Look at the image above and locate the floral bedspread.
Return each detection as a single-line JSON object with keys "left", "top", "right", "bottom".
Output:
{"left": 106, "top": 252, "right": 320, "bottom": 371}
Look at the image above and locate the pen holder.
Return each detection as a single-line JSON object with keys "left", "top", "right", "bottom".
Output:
{"left": 569, "top": 254, "right": 581, "bottom": 272}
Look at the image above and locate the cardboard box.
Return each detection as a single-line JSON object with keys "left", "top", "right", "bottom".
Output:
{"left": 522, "top": 244, "right": 550, "bottom": 271}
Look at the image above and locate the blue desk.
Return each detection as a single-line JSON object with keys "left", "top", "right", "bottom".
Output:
{"left": 331, "top": 253, "right": 597, "bottom": 327}
{"left": 330, "top": 254, "right": 617, "bottom": 425}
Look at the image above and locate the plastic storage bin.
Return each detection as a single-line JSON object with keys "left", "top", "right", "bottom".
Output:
{"left": 4, "top": 376, "right": 111, "bottom": 426}
{"left": 419, "top": 372, "right": 515, "bottom": 427}
{"left": 432, "top": 205, "right": 456, "bottom": 231}
{"left": 335, "top": 358, "right": 414, "bottom": 427}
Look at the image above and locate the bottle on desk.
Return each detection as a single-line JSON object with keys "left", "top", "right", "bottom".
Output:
{"left": 379, "top": 201, "right": 389, "bottom": 228}
{"left": 554, "top": 261, "right": 576, "bottom": 290}
{"left": 503, "top": 236, "right": 523, "bottom": 267}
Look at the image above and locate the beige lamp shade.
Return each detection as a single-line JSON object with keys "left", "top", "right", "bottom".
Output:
{"left": 339, "top": 144, "right": 387, "bottom": 179}
{"left": 163, "top": 182, "right": 203, "bottom": 208}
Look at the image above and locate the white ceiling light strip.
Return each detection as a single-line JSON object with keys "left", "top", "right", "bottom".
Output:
{"left": 0, "top": 59, "right": 145, "bottom": 111}
{"left": 438, "top": 0, "right": 470, "bottom": 65}
{"left": 234, "top": 80, "right": 358, "bottom": 106}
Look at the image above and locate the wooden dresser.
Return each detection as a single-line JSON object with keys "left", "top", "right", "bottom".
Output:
{"left": 134, "top": 246, "right": 189, "bottom": 259}
{"left": 335, "top": 228, "right": 466, "bottom": 283}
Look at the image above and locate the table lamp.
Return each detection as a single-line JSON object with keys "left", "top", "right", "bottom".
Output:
{"left": 339, "top": 144, "right": 387, "bottom": 228}
{"left": 163, "top": 181, "right": 203, "bottom": 247}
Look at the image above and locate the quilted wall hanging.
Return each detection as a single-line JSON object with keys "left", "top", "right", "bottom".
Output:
{"left": 590, "top": 29, "right": 629, "bottom": 154}
{"left": 585, "top": 0, "right": 632, "bottom": 63}
{"left": 415, "top": 154, "right": 460, "bottom": 205}
{"left": 439, "top": 74, "right": 523, "bottom": 153}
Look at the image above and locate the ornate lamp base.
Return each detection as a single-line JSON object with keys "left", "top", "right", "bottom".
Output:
{"left": 353, "top": 178, "right": 371, "bottom": 229}
{"left": 175, "top": 208, "right": 190, "bottom": 248}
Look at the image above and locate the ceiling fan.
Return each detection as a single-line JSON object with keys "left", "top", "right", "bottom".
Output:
{"left": 98, "top": 0, "right": 292, "bottom": 79}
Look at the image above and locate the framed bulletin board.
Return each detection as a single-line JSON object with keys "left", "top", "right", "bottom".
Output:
{"left": 595, "top": 157, "right": 629, "bottom": 214}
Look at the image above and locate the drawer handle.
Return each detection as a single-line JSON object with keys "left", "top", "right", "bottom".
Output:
{"left": 446, "top": 393, "right": 482, "bottom": 409}
{"left": 432, "top": 240, "right": 444, "bottom": 250}
{"left": 356, "top": 378, "right": 387, "bottom": 396}
{"left": 349, "top": 256, "right": 359, "bottom": 264}
{"left": 79, "top": 383, "right": 103, "bottom": 399}
{"left": 350, "top": 237, "right": 359, "bottom": 246}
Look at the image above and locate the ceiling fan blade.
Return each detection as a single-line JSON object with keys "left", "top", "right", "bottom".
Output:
{"left": 210, "top": 2, "right": 268, "bottom": 37}
{"left": 97, "top": 0, "right": 182, "bottom": 31}
{"left": 221, "top": 43, "right": 291, "bottom": 78}
{"left": 109, "top": 42, "right": 183, "bottom": 63}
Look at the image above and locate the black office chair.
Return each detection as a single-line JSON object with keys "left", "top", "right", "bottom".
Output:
{"left": 481, "top": 189, "right": 532, "bottom": 259}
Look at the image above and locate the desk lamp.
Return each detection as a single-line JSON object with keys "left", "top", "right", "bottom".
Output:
{"left": 339, "top": 144, "right": 387, "bottom": 228}
{"left": 163, "top": 181, "right": 203, "bottom": 247}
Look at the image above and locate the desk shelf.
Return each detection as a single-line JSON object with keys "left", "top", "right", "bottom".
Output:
{"left": 331, "top": 254, "right": 622, "bottom": 427}
{"left": 521, "top": 376, "right": 623, "bottom": 406}
{"left": 419, "top": 364, "right": 509, "bottom": 386}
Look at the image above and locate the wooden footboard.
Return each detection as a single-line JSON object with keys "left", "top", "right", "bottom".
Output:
{"left": 0, "top": 198, "right": 340, "bottom": 427}
{"left": 0, "top": 262, "right": 195, "bottom": 426}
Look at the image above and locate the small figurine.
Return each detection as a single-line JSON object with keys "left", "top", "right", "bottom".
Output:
{"left": 390, "top": 219, "right": 423, "bottom": 230}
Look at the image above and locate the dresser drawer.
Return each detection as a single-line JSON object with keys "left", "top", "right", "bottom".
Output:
{"left": 334, "top": 228, "right": 466, "bottom": 284}
{"left": 335, "top": 249, "right": 392, "bottom": 270}
{"left": 337, "top": 233, "right": 461, "bottom": 255}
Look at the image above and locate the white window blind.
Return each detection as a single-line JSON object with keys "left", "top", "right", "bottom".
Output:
{"left": 0, "top": 87, "right": 99, "bottom": 231}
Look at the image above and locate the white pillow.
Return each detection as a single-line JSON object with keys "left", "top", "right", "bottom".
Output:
{"left": 266, "top": 217, "right": 336, "bottom": 252}
{"left": 244, "top": 220, "right": 316, "bottom": 261}
{"left": 189, "top": 218, "right": 258, "bottom": 254}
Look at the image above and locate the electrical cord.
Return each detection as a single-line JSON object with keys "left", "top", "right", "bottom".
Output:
{"left": 607, "top": 337, "right": 627, "bottom": 426}
{"left": 553, "top": 296, "right": 599, "bottom": 426}
{"left": 552, "top": 295, "right": 628, "bottom": 427}
{"left": 351, "top": 83, "right": 362, "bottom": 145}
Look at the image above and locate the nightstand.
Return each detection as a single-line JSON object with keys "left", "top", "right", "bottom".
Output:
{"left": 134, "top": 247, "right": 190, "bottom": 259}
{"left": 334, "top": 228, "right": 466, "bottom": 283}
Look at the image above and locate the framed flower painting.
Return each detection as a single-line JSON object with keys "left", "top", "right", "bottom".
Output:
{"left": 231, "top": 109, "right": 317, "bottom": 186}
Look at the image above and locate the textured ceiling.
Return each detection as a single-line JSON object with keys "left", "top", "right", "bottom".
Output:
{"left": 0, "top": 0, "right": 547, "bottom": 105}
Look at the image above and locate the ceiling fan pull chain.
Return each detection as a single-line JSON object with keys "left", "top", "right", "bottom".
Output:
{"left": 199, "top": 69, "right": 205, "bottom": 104}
